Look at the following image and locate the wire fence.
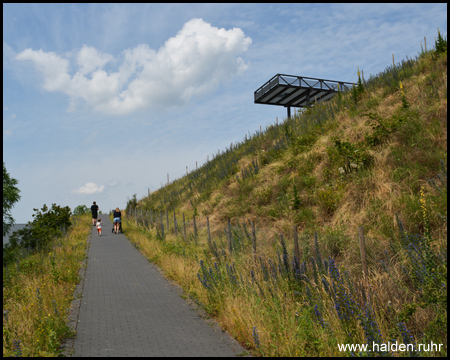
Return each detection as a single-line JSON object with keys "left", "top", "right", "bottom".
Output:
{"left": 125, "top": 208, "right": 445, "bottom": 284}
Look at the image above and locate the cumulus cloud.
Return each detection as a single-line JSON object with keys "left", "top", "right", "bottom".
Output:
{"left": 15, "top": 18, "right": 252, "bottom": 115}
{"left": 72, "top": 182, "right": 105, "bottom": 195}
{"left": 16, "top": 48, "right": 71, "bottom": 92}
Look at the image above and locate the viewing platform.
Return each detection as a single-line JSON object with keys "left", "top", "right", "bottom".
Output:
{"left": 254, "top": 74, "right": 354, "bottom": 117}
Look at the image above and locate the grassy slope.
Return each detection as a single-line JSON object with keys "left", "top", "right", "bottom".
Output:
{"left": 140, "top": 48, "right": 446, "bottom": 261}
{"left": 128, "top": 47, "right": 447, "bottom": 356}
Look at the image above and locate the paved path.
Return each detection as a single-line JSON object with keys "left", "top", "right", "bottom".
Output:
{"left": 69, "top": 214, "right": 248, "bottom": 357}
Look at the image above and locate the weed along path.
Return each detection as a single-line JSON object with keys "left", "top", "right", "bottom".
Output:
{"left": 69, "top": 214, "right": 248, "bottom": 357}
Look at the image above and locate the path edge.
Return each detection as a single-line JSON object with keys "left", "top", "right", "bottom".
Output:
{"left": 141, "top": 250, "right": 252, "bottom": 357}
{"left": 60, "top": 231, "right": 92, "bottom": 357}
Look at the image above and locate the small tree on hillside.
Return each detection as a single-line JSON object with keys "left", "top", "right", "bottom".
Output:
{"left": 6, "top": 204, "right": 71, "bottom": 254}
{"left": 73, "top": 204, "right": 89, "bottom": 215}
{"left": 351, "top": 67, "right": 365, "bottom": 104}
{"left": 434, "top": 27, "right": 447, "bottom": 56}
{"left": 126, "top": 194, "right": 138, "bottom": 214}
{"left": 3, "top": 162, "right": 21, "bottom": 236}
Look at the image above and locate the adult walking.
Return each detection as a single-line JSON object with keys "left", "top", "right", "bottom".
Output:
{"left": 91, "top": 201, "right": 99, "bottom": 226}
{"left": 113, "top": 207, "right": 121, "bottom": 234}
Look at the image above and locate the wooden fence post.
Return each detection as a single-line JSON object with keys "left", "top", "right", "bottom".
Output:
{"left": 293, "top": 225, "right": 301, "bottom": 263}
{"left": 173, "top": 211, "right": 177, "bottom": 235}
{"left": 251, "top": 221, "right": 256, "bottom": 262}
{"left": 183, "top": 213, "right": 186, "bottom": 240}
{"left": 227, "top": 219, "right": 232, "bottom": 254}
{"left": 193, "top": 216, "right": 197, "bottom": 244}
{"left": 206, "top": 217, "right": 212, "bottom": 252}
{"left": 160, "top": 211, "right": 164, "bottom": 239}
{"left": 166, "top": 209, "right": 169, "bottom": 233}
{"left": 358, "top": 227, "right": 368, "bottom": 278}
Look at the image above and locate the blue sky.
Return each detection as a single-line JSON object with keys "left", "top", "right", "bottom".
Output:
{"left": 3, "top": 3, "right": 447, "bottom": 223}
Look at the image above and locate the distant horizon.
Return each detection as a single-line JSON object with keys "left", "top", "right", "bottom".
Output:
{"left": 3, "top": 224, "right": 28, "bottom": 245}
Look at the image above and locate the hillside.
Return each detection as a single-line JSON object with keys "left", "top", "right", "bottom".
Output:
{"left": 133, "top": 39, "right": 446, "bottom": 257}
{"left": 125, "top": 34, "right": 447, "bottom": 356}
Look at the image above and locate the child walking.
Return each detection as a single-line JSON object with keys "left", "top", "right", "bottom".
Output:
{"left": 96, "top": 218, "right": 102, "bottom": 236}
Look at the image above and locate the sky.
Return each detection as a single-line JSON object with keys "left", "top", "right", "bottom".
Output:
{"left": 3, "top": 3, "right": 447, "bottom": 224}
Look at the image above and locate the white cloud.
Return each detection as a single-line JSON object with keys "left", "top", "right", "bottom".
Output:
{"left": 72, "top": 182, "right": 105, "bottom": 195}
{"left": 15, "top": 18, "right": 252, "bottom": 115}
{"left": 16, "top": 48, "right": 71, "bottom": 92}
{"left": 76, "top": 45, "right": 113, "bottom": 75}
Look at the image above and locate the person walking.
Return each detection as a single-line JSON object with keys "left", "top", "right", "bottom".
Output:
{"left": 96, "top": 218, "right": 102, "bottom": 236}
{"left": 113, "top": 207, "right": 121, "bottom": 234}
{"left": 91, "top": 201, "right": 99, "bottom": 226}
